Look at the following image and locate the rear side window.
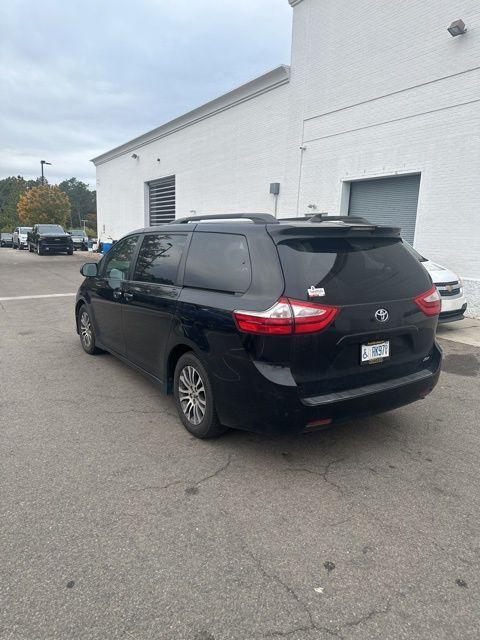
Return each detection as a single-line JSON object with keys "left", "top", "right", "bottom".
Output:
{"left": 277, "top": 237, "right": 431, "bottom": 305}
{"left": 184, "top": 232, "right": 251, "bottom": 294}
{"left": 133, "top": 233, "right": 187, "bottom": 285}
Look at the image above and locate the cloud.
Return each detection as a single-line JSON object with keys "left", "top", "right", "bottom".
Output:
{"left": 0, "top": 0, "right": 292, "bottom": 187}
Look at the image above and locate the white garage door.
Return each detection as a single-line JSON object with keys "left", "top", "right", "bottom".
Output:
{"left": 348, "top": 174, "right": 420, "bottom": 243}
{"left": 148, "top": 175, "right": 176, "bottom": 225}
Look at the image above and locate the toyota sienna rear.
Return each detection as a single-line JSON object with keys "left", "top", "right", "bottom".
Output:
{"left": 76, "top": 214, "right": 442, "bottom": 438}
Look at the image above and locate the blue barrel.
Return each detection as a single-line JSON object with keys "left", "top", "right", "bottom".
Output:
{"left": 102, "top": 242, "right": 113, "bottom": 254}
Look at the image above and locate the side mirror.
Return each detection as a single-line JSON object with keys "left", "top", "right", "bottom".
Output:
{"left": 81, "top": 262, "right": 98, "bottom": 277}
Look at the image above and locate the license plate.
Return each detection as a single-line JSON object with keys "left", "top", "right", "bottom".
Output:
{"left": 361, "top": 340, "right": 390, "bottom": 364}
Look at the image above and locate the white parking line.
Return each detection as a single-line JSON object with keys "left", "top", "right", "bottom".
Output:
{"left": 0, "top": 293, "right": 77, "bottom": 301}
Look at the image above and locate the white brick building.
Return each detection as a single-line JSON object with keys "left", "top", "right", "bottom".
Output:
{"left": 93, "top": 0, "right": 480, "bottom": 314}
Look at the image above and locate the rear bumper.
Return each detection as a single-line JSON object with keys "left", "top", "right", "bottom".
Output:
{"left": 213, "top": 343, "right": 442, "bottom": 435}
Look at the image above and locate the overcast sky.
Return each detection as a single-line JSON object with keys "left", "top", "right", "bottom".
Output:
{"left": 0, "top": 0, "right": 292, "bottom": 188}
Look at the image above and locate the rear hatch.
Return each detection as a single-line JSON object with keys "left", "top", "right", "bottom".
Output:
{"left": 269, "top": 224, "right": 438, "bottom": 397}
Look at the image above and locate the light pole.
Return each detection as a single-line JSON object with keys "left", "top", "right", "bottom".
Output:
{"left": 40, "top": 160, "right": 51, "bottom": 185}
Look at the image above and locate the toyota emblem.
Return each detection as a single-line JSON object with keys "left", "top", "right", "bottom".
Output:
{"left": 375, "top": 308, "right": 389, "bottom": 323}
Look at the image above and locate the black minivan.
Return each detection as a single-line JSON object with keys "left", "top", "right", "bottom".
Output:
{"left": 76, "top": 214, "right": 442, "bottom": 438}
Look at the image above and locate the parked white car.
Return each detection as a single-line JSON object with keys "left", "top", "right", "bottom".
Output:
{"left": 12, "top": 226, "right": 32, "bottom": 250}
{"left": 405, "top": 243, "right": 467, "bottom": 323}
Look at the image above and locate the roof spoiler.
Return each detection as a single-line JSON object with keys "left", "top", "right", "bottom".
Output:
{"left": 308, "top": 214, "right": 372, "bottom": 225}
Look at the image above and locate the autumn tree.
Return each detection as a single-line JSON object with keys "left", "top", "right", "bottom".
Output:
{"left": 17, "top": 185, "right": 71, "bottom": 227}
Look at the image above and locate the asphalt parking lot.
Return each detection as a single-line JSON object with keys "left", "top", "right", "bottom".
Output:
{"left": 0, "top": 248, "right": 479, "bottom": 640}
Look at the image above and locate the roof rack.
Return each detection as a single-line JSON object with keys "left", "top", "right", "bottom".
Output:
{"left": 173, "top": 213, "right": 278, "bottom": 225}
{"left": 277, "top": 215, "right": 314, "bottom": 222}
{"left": 308, "top": 214, "right": 372, "bottom": 225}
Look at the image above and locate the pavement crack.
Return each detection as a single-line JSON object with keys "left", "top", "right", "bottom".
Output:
{"left": 244, "top": 546, "right": 342, "bottom": 640}
{"left": 288, "top": 458, "right": 346, "bottom": 496}
{"left": 131, "top": 454, "right": 232, "bottom": 493}
{"left": 340, "top": 599, "right": 393, "bottom": 630}
{"left": 193, "top": 454, "right": 232, "bottom": 487}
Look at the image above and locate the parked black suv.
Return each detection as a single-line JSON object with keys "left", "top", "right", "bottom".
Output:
{"left": 75, "top": 214, "right": 442, "bottom": 438}
{"left": 28, "top": 224, "right": 73, "bottom": 255}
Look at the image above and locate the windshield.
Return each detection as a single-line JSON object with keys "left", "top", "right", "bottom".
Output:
{"left": 38, "top": 225, "right": 64, "bottom": 233}
{"left": 69, "top": 229, "right": 86, "bottom": 235}
{"left": 19, "top": 227, "right": 31, "bottom": 233}
{"left": 403, "top": 241, "right": 427, "bottom": 262}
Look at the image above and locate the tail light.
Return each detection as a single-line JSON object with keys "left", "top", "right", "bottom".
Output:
{"left": 414, "top": 286, "right": 441, "bottom": 316}
{"left": 234, "top": 297, "right": 339, "bottom": 335}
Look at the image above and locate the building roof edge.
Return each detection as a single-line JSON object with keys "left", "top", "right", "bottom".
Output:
{"left": 91, "top": 65, "right": 290, "bottom": 165}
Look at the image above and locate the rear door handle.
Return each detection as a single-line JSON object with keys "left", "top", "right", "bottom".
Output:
{"left": 124, "top": 292, "right": 134, "bottom": 302}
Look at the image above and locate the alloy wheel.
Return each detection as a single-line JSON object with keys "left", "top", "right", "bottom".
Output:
{"left": 80, "top": 311, "right": 93, "bottom": 349}
{"left": 178, "top": 365, "right": 206, "bottom": 425}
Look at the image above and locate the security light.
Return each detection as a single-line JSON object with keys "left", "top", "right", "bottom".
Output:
{"left": 40, "top": 159, "right": 51, "bottom": 185}
{"left": 448, "top": 19, "right": 467, "bottom": 36}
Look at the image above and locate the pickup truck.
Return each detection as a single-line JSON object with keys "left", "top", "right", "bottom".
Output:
{"left": 28, "top": 224, "right": 74, "bottom": 255}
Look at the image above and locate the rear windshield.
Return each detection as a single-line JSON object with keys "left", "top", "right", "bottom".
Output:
{"left": 277, "top": 237, "right": 431, "bottom": 305}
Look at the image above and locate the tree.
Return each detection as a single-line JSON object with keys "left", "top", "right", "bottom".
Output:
{"left": 17, "top": 185, "right": 71, "bottom": 227}
{"left": 59, "top": 178, "right": 96, "bottom": 228}
{"left": 0, "top": 176, "right": 41, "bottom": 231}
{"left": 84, "top": 210, "right": 97, "bottom": 234}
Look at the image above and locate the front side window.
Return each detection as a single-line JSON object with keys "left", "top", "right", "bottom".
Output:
{"left": 184, "top": 232, "right": 251, "bottom": 294}
{"left": 133, "top": 233, "right": 187, "bottom": 285}
{"left": 102, "top": 235, "right": 139, "bottom": 281}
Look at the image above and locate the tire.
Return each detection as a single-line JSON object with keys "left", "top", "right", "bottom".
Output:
{"left": 78, "top": 305, "right": 101, "bottom": 355}
{"left": 18, "top": 244, "right": 23, "bottom": 250}
{"left": 67, "top": 249, "right": 73, "bottom": 255}
{"left": 173, "top": 353, "right": 228, "bottom": 439}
